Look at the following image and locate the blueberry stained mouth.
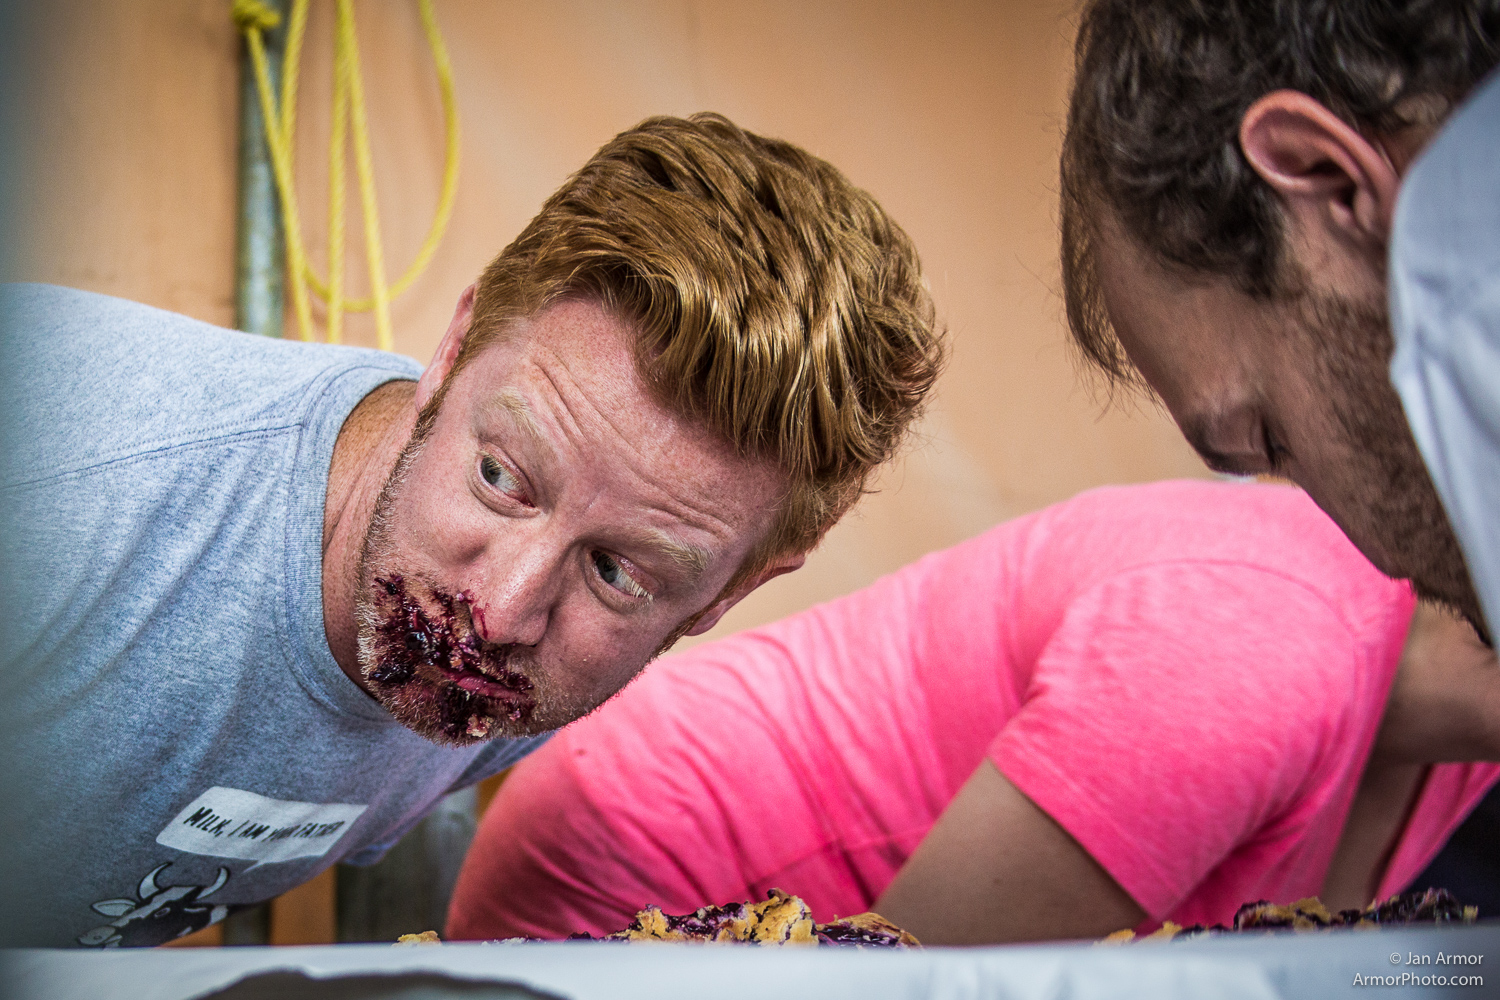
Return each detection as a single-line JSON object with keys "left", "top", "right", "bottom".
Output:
{"left": 366, "top": 574, "right": 536, "bottom": 740}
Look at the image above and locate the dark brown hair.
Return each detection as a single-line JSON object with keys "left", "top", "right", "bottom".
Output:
{"left": 1061, "top": 0, "right": 1500, "bottom": 388}
{"left": 440, "top": 113, "right": 944, "bottom": 582}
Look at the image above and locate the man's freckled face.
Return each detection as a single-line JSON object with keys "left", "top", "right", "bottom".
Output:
{"left": 355, "top": 299, "right": 785, "bottom": 744}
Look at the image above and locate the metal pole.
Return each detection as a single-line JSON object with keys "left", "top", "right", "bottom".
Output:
{"left": 234, "top": 0, "right": 287, "bottom": 338}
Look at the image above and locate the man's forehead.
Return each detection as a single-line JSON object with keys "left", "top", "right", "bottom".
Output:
{"left": 483, "top": 301, "right": 637, "bottom": 375}
{"left": 1094, "top": 212, "right": 1189, "bottom": 297}
{"left": 471, "top": 350, "right": 723, "bottom": 476}
{"left": 1095, "top": 222, "right": 1255, "bottom": 342}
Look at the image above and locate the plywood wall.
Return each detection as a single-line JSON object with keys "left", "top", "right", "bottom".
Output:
{"left": 5, "top": 0, "right": 1209, "bottom": 648}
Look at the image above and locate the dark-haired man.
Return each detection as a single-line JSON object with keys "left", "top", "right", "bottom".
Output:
{"left": 0, "top": 113, "right": 943, "bottom": 946}
{"left": 1058, "top": 0, "right": 1500, "bottom": 643}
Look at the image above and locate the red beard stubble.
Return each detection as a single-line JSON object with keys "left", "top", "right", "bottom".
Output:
{"left": 352, "top": 414, "right": 545, "bottom": 747}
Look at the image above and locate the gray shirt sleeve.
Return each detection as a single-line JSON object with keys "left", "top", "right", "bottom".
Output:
{"left": 1389, "top": 70, "right": 1500, "bottom": 639}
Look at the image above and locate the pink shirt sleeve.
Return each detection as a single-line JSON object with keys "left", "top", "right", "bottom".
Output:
{"left": 990, "top": 561, "right": 1399, "bottom": 921}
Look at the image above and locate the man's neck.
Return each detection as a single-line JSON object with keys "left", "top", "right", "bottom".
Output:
{"left": 322, "top": 379, "right": 418, "bottom": 689}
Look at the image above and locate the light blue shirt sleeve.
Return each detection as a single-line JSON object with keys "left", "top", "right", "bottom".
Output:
{"left": 1389, "top": 70, "right": 1500, "bottom": 639}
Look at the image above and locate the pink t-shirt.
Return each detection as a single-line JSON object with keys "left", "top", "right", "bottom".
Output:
{"left": 446, "top": 481, "right": 1500, "bottom": 940}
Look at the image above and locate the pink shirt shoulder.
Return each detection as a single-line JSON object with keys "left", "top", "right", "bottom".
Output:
{"left": 982, "top": 482, "right": 1484, "bottom": 926}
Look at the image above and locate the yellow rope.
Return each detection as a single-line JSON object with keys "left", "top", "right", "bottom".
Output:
{"left": 233, "top": 0, "right": 461, "bottom": 349}
{"left": 278, "top": 0, "right": 307, "bottom": 156}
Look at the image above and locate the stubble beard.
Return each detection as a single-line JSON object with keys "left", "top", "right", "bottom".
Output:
{"left": 1292, "top": 288, "right": 1488, "bottom": 643}
{"left": 352, "top": 418, "right": 556, "bottom": 747}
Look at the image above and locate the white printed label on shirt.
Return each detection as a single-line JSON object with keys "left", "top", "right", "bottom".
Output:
{"left": 155, "top": 786, "right": 367, "bottom": 868}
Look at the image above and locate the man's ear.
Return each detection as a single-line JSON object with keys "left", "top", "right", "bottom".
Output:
{"left": 685, "top": 553, "right": 807, "bottom": 637}
{"left": 1239, "top": 90, "right": 1402, "bottom": 249}
{"left": 414, "top": 283, "right": 477, "bottom": 414}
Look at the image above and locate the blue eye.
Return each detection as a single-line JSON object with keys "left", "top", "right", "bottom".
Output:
{"left": 592, "top": 551, "right": 649, "bottom": 599}
{"left": 480, "top": 455, "right": 520, "bottom": 493}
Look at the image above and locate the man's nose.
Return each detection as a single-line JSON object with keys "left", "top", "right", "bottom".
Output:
{"left": 467, "top": 530, "right": 566, "bottom": 648}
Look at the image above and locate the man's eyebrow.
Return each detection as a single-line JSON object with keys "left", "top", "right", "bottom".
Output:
{"left": 643, "top": 528, "right": 712, "bottom": 578}
{"left": 479, "top": 388, "right": 545, "bottom": 445}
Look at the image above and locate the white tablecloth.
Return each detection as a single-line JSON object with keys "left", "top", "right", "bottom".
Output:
{"left": 5, "top": 922, "right": 1496, "bottom": 1000}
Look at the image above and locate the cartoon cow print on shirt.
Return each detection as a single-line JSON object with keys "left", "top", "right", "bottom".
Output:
{"left": 78, "top": 862, "right": 231, "bottom": 947}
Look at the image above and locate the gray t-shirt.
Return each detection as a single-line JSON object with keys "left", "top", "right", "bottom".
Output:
{"left": 0, "top": 285, "right": 544, "bottom": 947}
{"left": 1390, "top": 70, "right": 1500, "bottom": 640}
